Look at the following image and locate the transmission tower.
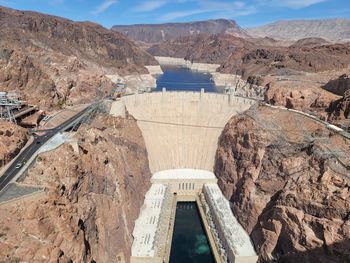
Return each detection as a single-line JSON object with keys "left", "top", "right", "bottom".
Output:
{"left": 0, "top": 92, "right": 23, "bottom": 123}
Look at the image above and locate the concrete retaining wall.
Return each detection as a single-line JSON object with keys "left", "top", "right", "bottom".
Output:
{"left": 106, "top": 73, "right": 158, "bottom": 92}
{"left": 145, "top": 65, "right": 163, "bottom": 75}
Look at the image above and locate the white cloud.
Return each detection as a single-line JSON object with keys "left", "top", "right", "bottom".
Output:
{"left": 159, "top": 9, "right": 208, "bottom": 21}
{"left": 281, "top": 0, "right": 327, "bottom": 8}
{"left": 133, "top": 0, "right": 167, "bottom": 12}
{"left": 132, "top": 0, "right": 326, "bottom": 22}
{"left": 91, "top": 0, "right": 118, "bottom": 15}
{"left": 259, "top": 0, "right": 327, "bottom": 9}
{"left": 159, "top": 0, "right": 256, "bottom": 22}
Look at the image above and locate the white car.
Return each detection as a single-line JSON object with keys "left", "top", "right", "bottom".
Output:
{"left": 15, "top": 163, "right": 22, "bottom": 169}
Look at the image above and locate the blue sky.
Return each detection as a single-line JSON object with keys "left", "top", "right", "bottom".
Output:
{"left": 0, "top": 0, "right": 349, "bottom": 28}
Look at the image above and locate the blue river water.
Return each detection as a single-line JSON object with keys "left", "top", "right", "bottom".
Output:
{"left": 169, "top": 202, "right": 215, "bottom": 263}
{"left": 155, "top": 66, "right": 220, "bottom": 93}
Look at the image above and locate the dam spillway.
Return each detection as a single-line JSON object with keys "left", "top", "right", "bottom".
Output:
{"left": 110, "top": 91, "right": 255, "bottom": 173}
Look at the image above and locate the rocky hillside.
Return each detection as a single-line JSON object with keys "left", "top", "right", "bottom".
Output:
{"left": 289, "top": 37, "right": 331, "bottom": 48}
{"left": 219, "top": 42, "right": 350, "bottom": 77}
{"left": 0, "top": 121, "right": 29, "bottom": 168}
{"left": 247, "top": 19, "right": 350, "bottom": 42}
{"left": 149, "top": 33, "right": 350, "bottom": 77}
{"left": 112, "top": 19, "right": 249, "bottom": 44}
{"left": 327, "top": 89, "right": 350, "bottom": 130}
{"left": 215, "top": 106, "right": 350, "bottom": 263}
{"left": 323, "top": 74, "right": 350, "bottom": 96}
{"left": 0, "top": 6, "right": 157, "bottom": 110}
{"left": 148, "top": 33, "right": 253, "bottom": 64}
{"left": 262, "top": 71, "right": 350, "bottom": 131}
{"left": 0, "top": 113, "right": 151, "bottom": 262}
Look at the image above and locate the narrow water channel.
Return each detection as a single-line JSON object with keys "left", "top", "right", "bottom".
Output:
{"left": 169, "top": 202, "right": 215, "bottom": 263}
{"left": 155, "top": 66, "right": 220, "bottom": 93}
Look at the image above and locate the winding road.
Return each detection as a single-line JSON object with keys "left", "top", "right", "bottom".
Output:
{"left": 0, "top": 104, "right": 95, "bottom": 192}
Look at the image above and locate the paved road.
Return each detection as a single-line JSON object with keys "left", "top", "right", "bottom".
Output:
{"left": 0, "top": 105, "right": 93, "bottom": 192}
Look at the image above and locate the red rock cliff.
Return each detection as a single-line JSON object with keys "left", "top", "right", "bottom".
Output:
{"left": 0, "top": 114, "right": 151, "bottom": 262}
{"left": 215, "top": 106, "right": 350, "bottom": 262}
{"left": 0, "top": 6, "right": 157, "bottom": 110}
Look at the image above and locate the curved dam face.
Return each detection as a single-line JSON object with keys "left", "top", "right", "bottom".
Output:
{"left": 111, "top": 91, "right": 255, "bottom": 173}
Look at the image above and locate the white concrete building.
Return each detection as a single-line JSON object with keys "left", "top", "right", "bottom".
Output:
{"left": 131, "top": 184, "right": 168, "bottom": 262}
{"left": 203, "top": 184, "right": 258, "bottom": 263}
{"left": 152, "top": 169, "right": 217, "bottom": 197}
{"left": 131, "top": 170, "right": 258, "bottom": 263}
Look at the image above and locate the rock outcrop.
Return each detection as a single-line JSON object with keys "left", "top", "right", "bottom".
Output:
{"left": 263, "top": 81, "right": 340, "bottom": 118}
{"left": 0, "top": 6, "right": 157, "bottom": 110}
{"left": 323, "top": 74, "right": 350, "bottom": 96}
{"left": 0, "top": 121, "right": 29, "bottom": 168}
{"left": 0, "top": 114, "right": 151, "bottom": 262}
{"left": 215, "top": 106, "right": 350, "bottom": 263}
{"left": 263, "top": 76, "right": 350, "bottom": 131}
{"left": 219, "top": 43, "right": 350, "bottom": 78}
{"left": 327, "top": 89, "right": 350, "bottom": 131}
{"left": 289, "top": 37, "right": 331, "bottom": 48}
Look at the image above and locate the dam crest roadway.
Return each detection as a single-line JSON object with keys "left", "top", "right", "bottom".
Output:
{"left": 110, "top": 90, "right": 258, "bottom": 263}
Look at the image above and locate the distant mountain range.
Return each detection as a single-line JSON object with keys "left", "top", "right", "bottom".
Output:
{"left": 113, "top": 18, "right": 350, "bottom": 44}
{"left": 246, "top": 19, "right": 350, "bottom": 43}
{"left": 112, "top": 19, "right": 249, "bottom": 44}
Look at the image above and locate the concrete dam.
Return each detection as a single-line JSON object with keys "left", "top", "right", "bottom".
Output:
{"left": 110, "top": 91, "right": 255, "bottom": 173}
{"left": 110, "top": 91, "right": 258, "bottom": 263}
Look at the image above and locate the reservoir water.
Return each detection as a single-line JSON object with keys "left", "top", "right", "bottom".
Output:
{"left": 155, "top": 66, "right": 219, "bottom": 93}
{"left": 169, "top": 202, "right": 215, "bottom": 263}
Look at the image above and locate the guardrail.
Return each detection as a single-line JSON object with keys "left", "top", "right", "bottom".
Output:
{"left": 259, "top": 102, "right": 350, "bottom": 140}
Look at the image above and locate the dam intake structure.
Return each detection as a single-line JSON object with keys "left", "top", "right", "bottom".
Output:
{"left": 110, "top": 91, "right": 258, "bottom": 262}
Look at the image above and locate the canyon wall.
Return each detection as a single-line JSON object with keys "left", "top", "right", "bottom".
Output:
{"left": 263, "top": 73, "right": 350, "bottom": 131}
{"left": 0, "top": 121, "right": 29, "bottom": 168}
{"left": 112, "top": 19, "right": 248, "bottom": 44}
{"left": 214, "top": 106, "right": 350, "bottom": 263}
{"left": 0, "top": 6, "right": 157, "bottom": 110}
{"left": 0, "top": 114, "right": 152, "bottom": 262}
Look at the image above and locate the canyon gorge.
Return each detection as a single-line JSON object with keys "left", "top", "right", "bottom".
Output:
{"left": 0, "top": 5, "right": 349, "bottom": 263}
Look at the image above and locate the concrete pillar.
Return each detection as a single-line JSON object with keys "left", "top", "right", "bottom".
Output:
{"left": 228, "top": 89, "right": 234, "bottom": 106}
{"left": 121, "top": 100, "right": 126, "bottom": 117}
{"left": 200, "top": 88, "right": 205, "bottom": 100}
